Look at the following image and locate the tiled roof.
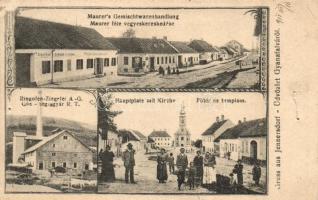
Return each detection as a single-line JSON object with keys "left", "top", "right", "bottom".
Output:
{"left": 15, "top": 17, "right": 117, "bottom": 50}
{"left": 118, "top": 129, "right": 140, "bottom": 142}
{"left": 169, "top": 41, "right": 198, "bottom": 53}
{"left": 149, "top": 130, "right": 171, "bottom": 138}
{"left": 188, "top": 40, "right": 215, "bottom": 52}
{"left": 22, "top": 130, "right": 93, "bottom": 154}
{"left": 201, "top": 120, "right": 228, "bottom": 136}
{"left": 106, "top": 37, "right": 178, "bottom": 54}
{"left": 220, "top": 46, "right": 236, "bottom": 55}
{"left": 215, "top": 118, "right": 266, "bottom": 142}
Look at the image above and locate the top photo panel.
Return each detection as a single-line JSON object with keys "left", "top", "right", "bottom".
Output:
{"left": 9, "top": 7, "right": 268, "bottom": 91}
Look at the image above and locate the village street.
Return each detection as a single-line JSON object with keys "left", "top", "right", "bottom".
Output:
{"left": 46, "top": 54, "right": 259, "bottom": 89}
{"left": 98, "top": 148, "right": 266, "bottom": 194}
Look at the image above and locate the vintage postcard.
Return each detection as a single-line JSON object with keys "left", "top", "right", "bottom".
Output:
{"left": 5, "top": 88, "right": 98, "bottom": 193}
{"left": 0, "top": 0, "right": 317, "bottom": 200}
{"left": 8, "top": 7, "right": 267, "bottom": 91}
{"left": 97, "top": 91, "right": 267, "bottom": 194}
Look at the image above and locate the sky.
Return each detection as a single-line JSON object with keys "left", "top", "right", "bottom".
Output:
{"left": 18, "top": 8, "right": 257, "bottom": 49}
{"left": 107, "top": 92, "right": 266, "bottom": 140}
{"left": 6, "top": 88, "right": 97, "bottom": 127}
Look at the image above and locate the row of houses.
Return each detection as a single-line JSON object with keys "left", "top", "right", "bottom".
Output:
{"left": 201, "top": 116, "right": 266, "bottom": 164}
{"left": 98, "top": 128, "right": 174, "bottom": 155}
{"left": 15, "top": 16, "right": 246, "bottom": 86}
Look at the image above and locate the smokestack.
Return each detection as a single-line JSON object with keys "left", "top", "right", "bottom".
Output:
{"left": 216, "top": 116, "right": 220, "bottom": 122}
{"left": 12, "top": 132, "right": 27, "bottom": 164}
{"left": 238, "top": 120, "right": 242, "bottom": 124}
{"left": 36, "top": 90, "right": 43, "bottom": 138}
{"left": 221, "top": 115, "right": 225, "bottom": 121}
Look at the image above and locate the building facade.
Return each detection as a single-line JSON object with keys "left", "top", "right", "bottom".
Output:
{"left": 174, "top": 105, "right": 191, "bottom": 149}
{"left": 188, "top": 39, "right": 215, "bottom": 64}
{"left": 201, "top": 115, "right": 234, "bottom": 153}
{"left": 168, "top": 41, "right": 200, "bottom": 68}
{"left": 218, "top": 118, "right": 267, "bottom": 163}
{"left": 106, "top": 37, "right": 179, "bottom": 75}
{"left": 15, "top": 17, "right": 118, "bottom": 86}
{"left": 21, "top": 130, "right": 94, "bottom": 172}
{"left": 148, "top": 130, "right": 172, "bottom": 149}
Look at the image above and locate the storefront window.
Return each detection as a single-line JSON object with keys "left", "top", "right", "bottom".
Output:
{"left": 54, "top": 60, "right": 63, "bottom": 72}
{"left": 76, "top": 59, "right": 83, "bottom": 70}
{"left": 42, "top": 61, "right": 50, "bottom": 74}
{"left": 87, "top": 59, "right": 94, "bottom": 69}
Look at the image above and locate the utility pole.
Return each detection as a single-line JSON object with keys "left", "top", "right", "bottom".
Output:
{"left": 51, "top": 49, "right": 55, "bottom": 84}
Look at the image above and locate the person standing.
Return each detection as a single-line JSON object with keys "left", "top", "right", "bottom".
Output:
{"left": 122, "top": 143, "right": 136, "bottom": 184}
{"left": 193, "top": 150, "right": 204, "bottom": 185}
{"left": 202, "top": 152, "right": 216, "bottom": 190}
{"left": 252, "top": 161, "right": 261, "bottom": 186}
{"left": 233, "top": 160, "right": 243, "bottom": 187}
{"left": 157, "top": 148, "right": 168, "bottom": 183}
{"left": 168, "top": 153, "right": 175, "bottom": 174}
{"left": 176, "top": 148, "right": 188, "bottom": 190}
{"left": 101, "top": 145, "right": 115, "bottom": 182}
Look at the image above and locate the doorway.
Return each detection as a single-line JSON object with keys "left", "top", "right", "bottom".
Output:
{"left": 149, "top": 57, "right": 155, "bottom": 71}
{"left": 250, "top": 140, "right": 258, "bottom": 160}
{"left": 178, "top": 55, "right": 182, "bottom": 67}
{"left": 94, "top": 58, "right": 103, "bottom": 75}
{"left": 16, "top": 54, "right": 31, "bottom": 86}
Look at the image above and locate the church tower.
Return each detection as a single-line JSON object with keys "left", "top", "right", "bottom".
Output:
{"left": 174, "top": 104, "right": 191, "bottom": 149}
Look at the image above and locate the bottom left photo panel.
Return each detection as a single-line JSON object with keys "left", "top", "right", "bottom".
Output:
{"left": 5, "top": 88, "right": 98, "bottom": 193}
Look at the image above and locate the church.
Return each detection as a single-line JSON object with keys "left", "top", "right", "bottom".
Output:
{"left": 174, "top": 104, "right": 191, "bottom": 151}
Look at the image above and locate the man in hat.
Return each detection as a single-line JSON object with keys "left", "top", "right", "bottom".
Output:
{"left": 122, "top": 143, "right": 136, "bottom": 183}
{"left": 176, "top": 147, "right": 188, "bottom": 190}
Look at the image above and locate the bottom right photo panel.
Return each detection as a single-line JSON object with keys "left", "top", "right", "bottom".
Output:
{"left": 97, "top": 91, "right": 267, "bottom": 194}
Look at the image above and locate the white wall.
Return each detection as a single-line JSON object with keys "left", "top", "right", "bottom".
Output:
{"left": 239, "top": 136, "right": 266, "bottom": 161}
{"left": 199, "top": 52, "right": 213, "bottom": 63}
{"left": 151, "top": 136, "right": 172, "bottom": 148}
{"left": 202, "top": 120, "right": 234, "bottom": 153}
{"left": 220, "top": 139, "right": 241, "bottom": 161}
{"left": 24, "top": 152, "right": 37, "bottom": 171}
{"left": 117, "top": 53, "right": 179, "bottom": 74}
{"left": 16, "top": 49, "right": 117, "bottom": 85}
{"left": 179, "top": 53, "right": 200, "bottom": 67}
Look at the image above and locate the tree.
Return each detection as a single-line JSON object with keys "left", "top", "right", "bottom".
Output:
{"left": 97, "top": 90, "right": 122, "bottom": 140}
{"left": 244, "top": 8, "right": 262, "bottom": 37}
{"left": 194, "top": 139, "right": 202, "bottom": 149}
{"left": 122, "top": 28, "right": 136, "bottom": 38}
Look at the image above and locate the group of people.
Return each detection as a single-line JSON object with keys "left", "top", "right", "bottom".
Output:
{"left": 158, "top": 66, "right": 180, "bottom": 76}
{"left": 156, "top": 148, "right": 218, "bottom": 190}
{"left": 99, "top": 143, "right": 136, "bottom": 184}
{"left": 99, "top": 143, "right": 262, "bottom": 191}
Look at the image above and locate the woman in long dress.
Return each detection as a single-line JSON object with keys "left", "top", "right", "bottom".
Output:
{"left": 101, "top": 145, "right": 115, "bottom": 182}
{"left": 157, "top": 148, "right": 168, "bottom": 183}
{"left": 193, "top": 150, "right": 204, "bottom": 185}
{"left": 202, "top": 152, "right": 216, "bottom": 189}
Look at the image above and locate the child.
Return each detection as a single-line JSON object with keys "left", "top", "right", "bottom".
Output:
{"left": 188, "top": 162, "right": 196, "bottom": 190}
{"left": 229, "top": 172, "right": 238, "bottom": 193}
{"left": 168, "top": 153, "right": 175, "bottom": 174}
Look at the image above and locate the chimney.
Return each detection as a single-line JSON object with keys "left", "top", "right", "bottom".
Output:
{"left": 221, "top": 115, "right": 225, "bottom": 121}
{"left": 163, "top": 36, "right": 167, "bottom": 41}
{"left": 36, "top": 90, "right": 43, "bottom": 138}
{"left": 216, "top": 116, "right": 220, "bottom": 122}
{"left": 152, "top": 36, "right": 157, "bottom": 40}
{"left": 243, "top": 117, "right": 246, "bottom": 122}
{"left": 12, "top": 132, "right": 27, "bottom": 164}
{"left": 238, "top": 120, "right": 242, "bottom": 124}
